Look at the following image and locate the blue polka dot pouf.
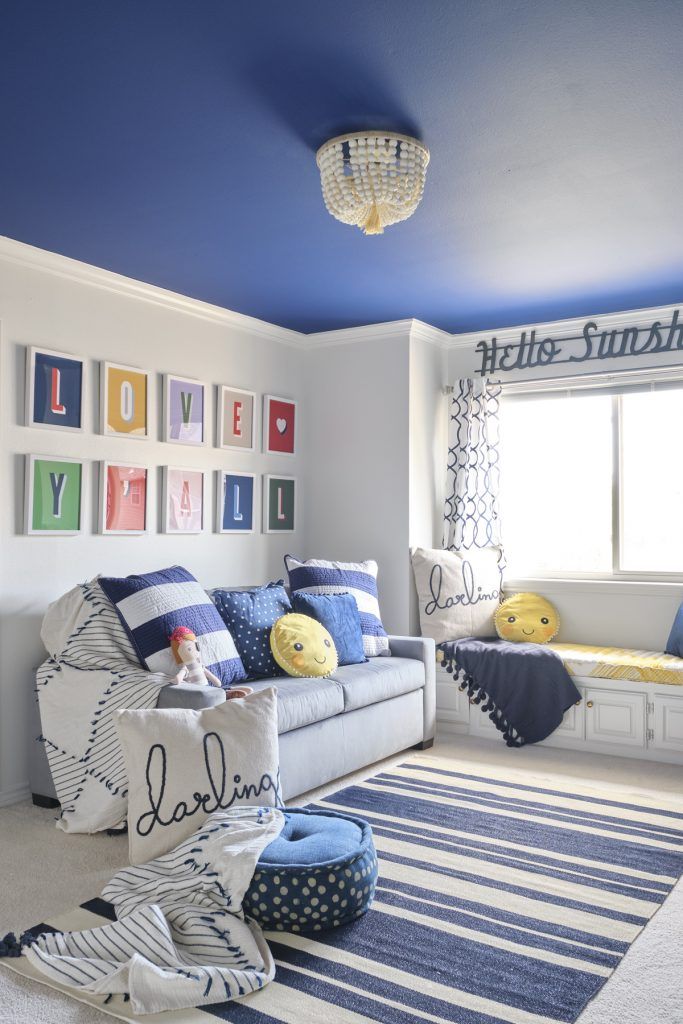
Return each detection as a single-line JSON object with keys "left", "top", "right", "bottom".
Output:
{"left": 245, "top": 807, "right": 378, "bottom": 933}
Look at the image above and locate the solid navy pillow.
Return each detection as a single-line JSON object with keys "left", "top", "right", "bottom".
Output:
{"left": 292, "top": 592, "right": 366, "bottom": 666}
{"left": 665, "top": 602, "right": 683, "bottom": 658}
{"left": 211, "top": 582, "right": 291, "bottom": 679}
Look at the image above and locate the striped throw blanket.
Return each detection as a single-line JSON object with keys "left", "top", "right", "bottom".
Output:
{"left": 22, "top": 807, "right": 284, "bottom": 1014}
{"left": 37, "top": 580, "right": 176, "bottom": 833}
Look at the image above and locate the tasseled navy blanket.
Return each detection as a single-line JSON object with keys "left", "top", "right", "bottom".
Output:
{"left": 439, "top": 638, "right": 582, "bottom": 747}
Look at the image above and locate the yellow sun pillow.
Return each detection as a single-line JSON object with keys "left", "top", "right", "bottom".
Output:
{"left": 494, "top": 592, "right": 560, "bottom": 644}
{"left": 270, "top": 613, "right": 338, "bottom": 678}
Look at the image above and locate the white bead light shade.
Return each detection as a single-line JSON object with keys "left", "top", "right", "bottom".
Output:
{"left": 316, "top": 131, "right": 430, "bottom": 235}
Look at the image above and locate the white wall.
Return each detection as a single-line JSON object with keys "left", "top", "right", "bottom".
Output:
{"left": 0, "top": 242, "right": 306, "bottom": 803}
{"left": 304, "top": 327, "right": 412, "bottom": 635}
{"left": 448, "top": 305, "right": 683, "bottom": 650}
{"left": 408, "top": 332, "right": 448, "bottom": 633}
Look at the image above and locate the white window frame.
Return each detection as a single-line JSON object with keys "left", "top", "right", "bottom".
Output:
{"left": 501, "top": 365, "right": 683, "bottom": 584}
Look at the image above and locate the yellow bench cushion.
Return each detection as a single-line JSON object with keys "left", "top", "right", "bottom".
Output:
{"left": 548, "top": 643, "right": 683, "bottom": 685}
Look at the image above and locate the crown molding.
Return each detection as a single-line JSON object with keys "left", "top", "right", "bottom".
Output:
{"left": 305, "top": 318, "right": 415, "bottom": 349}
{"left": 409, "top": 320, "right": 452, "bottom": 349}
{"left": 0, "top": 235, "right": 306, "bottom": 348}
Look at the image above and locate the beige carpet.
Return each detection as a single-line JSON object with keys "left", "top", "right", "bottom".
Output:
{"left": 1, "top": 735, "right": 682, "bottom": 1024}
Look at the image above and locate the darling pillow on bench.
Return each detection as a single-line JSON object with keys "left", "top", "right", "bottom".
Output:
{"left": 100, "top": 565, "right": 246, "bottom": 687}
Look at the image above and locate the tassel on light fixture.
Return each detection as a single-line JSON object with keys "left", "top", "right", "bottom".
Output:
{"left": 316, "top": 131, "right": 430, "bottom": 235}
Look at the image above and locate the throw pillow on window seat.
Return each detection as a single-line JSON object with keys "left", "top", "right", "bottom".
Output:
{"left": 665, "top": 601, "right": 683, "bottom": 659}
{"left": 410, "top": 546, "right": 502, "bottom": 643}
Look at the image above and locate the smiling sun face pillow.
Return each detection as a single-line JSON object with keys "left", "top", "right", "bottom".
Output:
{"left": 494, "top": 592, "right": 560, "bottom": 645}
{"left": 270, "top": 613, "right": 338, "bottom": 678}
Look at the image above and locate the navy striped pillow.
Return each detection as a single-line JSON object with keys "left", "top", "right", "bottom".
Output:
{"left": 284, "top": 555, "right": 390, "bottom": 657}
{"left": 99, "top": 565, "right": 246, "bottom": 687}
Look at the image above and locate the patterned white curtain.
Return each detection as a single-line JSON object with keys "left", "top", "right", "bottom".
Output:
{"left": 442, "top": 379, "right": 503, "bottom": 551}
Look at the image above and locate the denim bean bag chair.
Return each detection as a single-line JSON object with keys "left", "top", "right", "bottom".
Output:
{"left": 245, "top": 807, "right": 377, "bottom": 932}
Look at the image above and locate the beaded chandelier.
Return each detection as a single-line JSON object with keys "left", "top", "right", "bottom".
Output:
{"left": 316, "top": 131, "right": 430, "bottom": 235}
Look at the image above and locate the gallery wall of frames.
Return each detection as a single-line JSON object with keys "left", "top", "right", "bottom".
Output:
{"left": 24, "top": 346, "right": 297, "bottom": 537}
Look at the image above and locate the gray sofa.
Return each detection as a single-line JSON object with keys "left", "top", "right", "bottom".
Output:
{"left": 29, "top": 635, "right": 436, "bottom": 806}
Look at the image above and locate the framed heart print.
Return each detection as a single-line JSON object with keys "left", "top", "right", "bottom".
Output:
{"left": 99, "top": 462, "right": 148, "bottom": 534}
{"left": 26, "top": 346, "right": 85, "bottom": 432}
{"left": 163, "top": 466, "right": 205, "bottom": 533}
{"left": 101, "top": 362, "right": 150, "bottom": 439}
{"left": 25, "top": 454, "right": 84, "bottom": 535}
{"left": 263, "top": 394, "right": 296, "bottom": 456}
{"left": 163, "top": 374, "right": 207, "bottom": 445}
{"left": 218, "top": 385, "right": 256, "bottom": 451}
{"left": 216, "top": 471, "right": 256, "bottom": 534}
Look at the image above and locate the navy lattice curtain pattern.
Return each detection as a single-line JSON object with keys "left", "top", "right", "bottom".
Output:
{"left": 442, "top": 378, "right": 503, "bottom": 552}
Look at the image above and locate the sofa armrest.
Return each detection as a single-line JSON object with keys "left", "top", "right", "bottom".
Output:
{"left": 387, "top": 635, "right": 436, "bottom": 744}
{"left": 156, "top": 682, "right": 227, "bottom": 711}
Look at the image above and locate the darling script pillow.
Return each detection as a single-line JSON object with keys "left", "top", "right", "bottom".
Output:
{"left": 116, "top": 688, "right": 280, "bottom": 864}
{"left": 411, "top": 546, "right": 502, "bottom": 643}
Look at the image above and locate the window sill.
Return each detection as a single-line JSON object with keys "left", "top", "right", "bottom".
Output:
{"left": 504, "top": 576, "right": 683, "bottom": 598}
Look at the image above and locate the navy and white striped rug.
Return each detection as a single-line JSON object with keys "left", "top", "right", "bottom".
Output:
{"left": 5, "top": 754, "right": 683, "bottom": 1023}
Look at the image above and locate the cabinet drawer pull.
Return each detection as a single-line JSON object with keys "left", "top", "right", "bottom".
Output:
{"left": 575, "top": 700, "right": 582, "bottom": 706}
{"left": 586, "top": 700, "right": 594, "bottom": 708}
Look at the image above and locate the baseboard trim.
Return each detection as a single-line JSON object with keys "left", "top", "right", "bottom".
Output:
{"left": 0, "top": 782, "right": 30, "bottom": 807}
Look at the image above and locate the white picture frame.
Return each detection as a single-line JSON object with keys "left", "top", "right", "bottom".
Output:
{"left": 163, "top": 373, "right": 208, "bottom": 446}
{"left": 99, "top": 461, "right": 149, "bottom": 535}
{"left": 25, "top": 454, "right": 85, "bottom": 536}
{"left": 162, "top": 466, "right": 205, "bottom": 534}
{"left": 263, "top": 394, "right": 297, "bottom": 457}
{"left": 215, "top": 470, "right": 257, "bottom": 534}
{"left": 217, "top": 385, "right": 257, "bottom": 451}
{"left": 100, "top": 361, "right": 151, "bottom": 439}
{"left": 263, "top": 474, "right": 296, "bottom": 534}
{"left": 25, "top": 346, "right": 86, "bottom": 433}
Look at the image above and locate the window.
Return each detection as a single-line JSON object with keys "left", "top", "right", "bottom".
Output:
{"left": 500, "top": 384, "right": 683, "bottom": 579}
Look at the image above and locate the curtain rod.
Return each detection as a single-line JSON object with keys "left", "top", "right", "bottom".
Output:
{"left": 443, "top": 362, "right": 683, "bottom": 395}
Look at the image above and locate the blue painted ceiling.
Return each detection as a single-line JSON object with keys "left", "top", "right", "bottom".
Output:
{"left": 1, "top": 1, "right": 682, "bottom": 334}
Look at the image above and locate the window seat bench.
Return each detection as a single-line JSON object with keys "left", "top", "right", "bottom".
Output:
{"left": 436, "top": 641, "right": 683, "bottom": 764}
{"left": 548, "top": 643, "right": 683, "bottom": 686}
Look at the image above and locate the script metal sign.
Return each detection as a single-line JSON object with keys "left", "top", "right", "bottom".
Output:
{"left": 476, "top": 309, "right": 683, "bottom": 376}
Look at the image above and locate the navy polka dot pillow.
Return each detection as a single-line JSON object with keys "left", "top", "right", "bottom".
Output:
{"left": 211, "top": 582, "right": 291, "bottom": 679}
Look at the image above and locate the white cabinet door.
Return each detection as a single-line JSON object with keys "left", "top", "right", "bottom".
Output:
{"left": 468, "top": 700, "right": 505, "bottom": 738}
{"left": 436, "top": 668, "right": 470, "bottom": 730}
{"left": 652, "top": 694, "right": 683, "bottom": 752}
{"left": 584, "top": 688, "right": 646, "bottom": 748}
{"left": 543, "top": 697, "right": 585, "bottom": 746}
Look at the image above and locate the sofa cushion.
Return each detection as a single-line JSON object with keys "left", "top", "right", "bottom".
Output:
{"left": 330, "top": 656, "right": 424, "bottom": 713}
{"left": 247, "top": 676, "right": 344, "bottom": 734}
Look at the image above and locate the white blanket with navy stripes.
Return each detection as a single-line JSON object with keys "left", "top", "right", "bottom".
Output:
{"left": 24, "top": 807, "right": 284, "bottom": 1014}
{"left": 37, "top": 580, "right": 177, "bottom": 834}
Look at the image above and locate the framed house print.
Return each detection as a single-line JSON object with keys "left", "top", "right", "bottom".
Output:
{"left": 263, "top": 394, "right": 296, "bottom": 456}
{"left": 101, "top": 361, "right": 150, "bottom": 439}
{"left": 218, "top": 385, "right": 256, "bottom": 451}
{"left": 26, "top": 346, "right": 85, "bottom": 431}
{"left": 163, "top": 466, "right": 204, "bottom": 534}
{"left": 99, "top": 462, "right": 148, "bottom": 535}
{"left": 163, "top": 374, "right": 207, "bottom": 446}
{"left": 216, "top": 471, "right": 255, "bottom": 534}
{"left": 263, "top": 474, "right": 295, "bottom": 533}
{"left": 25, "top": 454, "right": 84, "bottom": 535}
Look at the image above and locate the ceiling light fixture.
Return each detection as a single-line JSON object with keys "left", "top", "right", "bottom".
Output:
{"left": 316, "top": 131, "right": 430, "bottom": 236}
